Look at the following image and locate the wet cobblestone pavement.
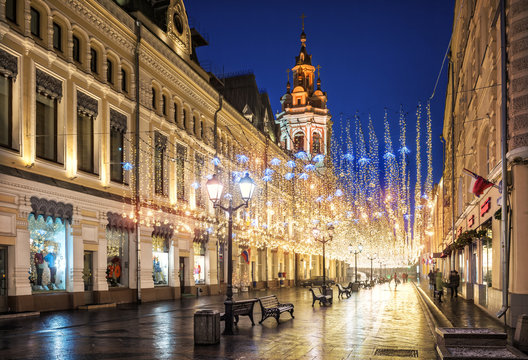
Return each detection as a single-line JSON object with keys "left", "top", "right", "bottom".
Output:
{"left": 0, "top": 283, "right": 437, "bottom": 359}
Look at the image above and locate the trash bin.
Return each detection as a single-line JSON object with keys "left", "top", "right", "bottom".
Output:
{"left": 194, "top": 309, "right": 220, "bottom": 345}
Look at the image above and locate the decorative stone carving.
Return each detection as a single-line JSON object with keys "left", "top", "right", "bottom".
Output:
{"left": 30, "top": 196, "right": 73, "bottom": 223}
{"left": 36, "top": 69, "right": 62, "bottom": 100}
{"left": 0, "top": 48, "right": 17, "bottom": 79}
{"left": 110, "top": 108, "right": 127, "bottom": 133}
{"left": 152, "top": 224, "right": 173, "bottom": 240}
{"left": 167, "top": 0, "right": 191, "bottom": 55}
{"left": 155, "top": 132, "right": 167, "bottom": 151}
{"left": 77, "top": 91, "right": 98, "bottom": 117}
{"left": 106, "top": 211, "right": 135, "bottom": 232}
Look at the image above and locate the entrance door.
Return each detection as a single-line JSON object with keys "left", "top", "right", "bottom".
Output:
{"left": 83, "top": 251, "right": 94, "bottom": 304}
{"left": 179, "top": 257, "right": 185, "bottom": 296}
{"left": 0, "top": 247, "right": 7, "bottom": 313}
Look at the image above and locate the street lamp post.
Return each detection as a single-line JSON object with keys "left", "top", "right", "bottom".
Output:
{"left": 367, "top": 254, "right": 377, "bottom": 283}
{"left": 349, "top": 244, "right": 363, "bottom": 283}
{"left": 206, "top": 173, "right": 256, "bottom": 335}
{"left": 312, "top": 224, "right": 335, "bottom": 292}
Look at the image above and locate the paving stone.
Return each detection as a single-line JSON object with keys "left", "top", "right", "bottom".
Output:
{"left": 0, "top": 283, "right": 436, "bottom": 359}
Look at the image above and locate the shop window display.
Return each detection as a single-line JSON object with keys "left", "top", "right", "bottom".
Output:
{"left": 106, "top": 229, "right": 129, "bottom": 287}
{"left": 29, "top": 215, "right": 66, "bottom": 292}
{"left": 193, "top": 242, "right": 205, "bottom": 284}
{"left": 152, "top": 236, "right": 169, "bottom": 286}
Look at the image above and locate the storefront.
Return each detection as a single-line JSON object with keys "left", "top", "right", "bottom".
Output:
{"left": 152, "top": 225, "right": 173, "bottom": 287}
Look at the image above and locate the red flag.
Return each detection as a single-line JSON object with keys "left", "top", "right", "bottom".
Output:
{"left": 463, "top": 168, "right": 496, "bottom": 196}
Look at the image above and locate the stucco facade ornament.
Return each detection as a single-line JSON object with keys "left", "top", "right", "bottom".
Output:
{"left": 106, "top": 211, "right": 135, "bottom": 232}
{"left": 30, "top": 196, "right": 73, "bottom": 223}
{"left": 110, "top": 109, "right": 127, "bottom": 133}
{"left": 36, "top": 69, "right": 62, "bottom": 100}
{"left": 77, "top": 91, "right": 98, "bottom": 117}
{"left": 152, "top": 224, "right": 174, "bottom": 240}
{"left": 155, "top": 132, "right": 167, "bottom": 150}
{"left": 0, "top": 48, "right": 17, "bottom": 79}
{"left": 167, "top": 0, "right": 191, "bottom": 55}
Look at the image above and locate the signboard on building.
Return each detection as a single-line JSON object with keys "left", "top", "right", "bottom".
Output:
{"left": 468, "top": 215, "right": 475, "bottom": 228}
{"left": 481, "top": 197, "right": 491, "bottom": 217}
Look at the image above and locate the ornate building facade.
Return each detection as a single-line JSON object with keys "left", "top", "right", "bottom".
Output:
{"left": 0, "top": 0, "right": 346, "bottom": 313}
{"left": 421, "top": 0, "right": 528, "bottom": 327}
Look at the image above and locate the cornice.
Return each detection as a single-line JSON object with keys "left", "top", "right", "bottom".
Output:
{"left": 138, "top": 46, "right": 216, "bottom": 115}
{"left": 63, "top": 0, "right": 136, "bottom": 56}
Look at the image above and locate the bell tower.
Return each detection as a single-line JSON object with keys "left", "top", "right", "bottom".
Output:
{"left": 276, "top": 15, "right": 331, "bottom": 159}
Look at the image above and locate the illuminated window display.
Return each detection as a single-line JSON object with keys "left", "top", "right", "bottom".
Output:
{"left": 152, "top": 236, "right": 169, "bottom": 286}
{"left": 106, "top": 229, "right": 129, "bottom": 287}
{"left": 193, "top": 242, "right": 205, "bottom": 284}
{"left": 29, "top": 215, "right": 66, "bottom": 292}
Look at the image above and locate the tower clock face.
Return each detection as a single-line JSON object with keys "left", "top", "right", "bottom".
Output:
{"left": 173, "top": 12, "right": 183, "bottom": 34}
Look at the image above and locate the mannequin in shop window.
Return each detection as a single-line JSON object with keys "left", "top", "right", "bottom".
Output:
{"left": 106, "top": 256, "right": 122, "bottom": 287}
{"left": 44, "top": 246, "right": 57, "bottom": 290}
{"left": 34, "top": 251, "right": 45, "bottom": 290}
{"left": 153, "top": 256, "right": 165, "bottom": 285}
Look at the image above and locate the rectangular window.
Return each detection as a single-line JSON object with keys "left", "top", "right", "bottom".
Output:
{"left": 121, "top": 69, "right": 127, "bottom": 93}
{"left": 30, "top": 7, "right": 40, "bottom": 38}
{"left": 152, "top": 236, "right": 169, "bottom": 286}
{"left": 482, "top": 228, "right": 492, "bottom": 286}
{"left": 173, "top": 103, "right": 178, "bottom": 123}
{"left": 152, "top": 88, "right": 156, "bottom": 109}
{"left": 90, "top": 48, "right": 97, "bottom": 74}
{"left": 53, "top": 22, "right": 62, "bottom": 52}
{"left": 162, "top": 95, "right": 167, "bottom": 115}
{"left": 176, "top": 144, "right": 186, "bottom": 201}
{"left": 110, "top": 127, "right": 124, "bottom": 183}
{"left": 106, "top": 229, "right": 129, "bottom": 288}
{"left": 6, "top": 0, "right": 16, "bottom": 23}
{"left": 107, "top": 60, "right": 113, "bottom": 84}
{"left": 72, "top": 36, "right": 80, "bottom": 63}
{"left": 193, "top": 242, "right": 206, "bottom": 285}
{"left": 154, "top": 140, "right": 165, "bottom": 195}
{"left": 36, "top": 93, "right": 57, "bottom": 162}
{"left": 0, "top": 77, "right": 13, "bottom": 149}
{"left": 77, "top": 113, "right": 94, "bottom": 173}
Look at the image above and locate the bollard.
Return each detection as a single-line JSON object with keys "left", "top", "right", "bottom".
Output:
{"left": 194, "top": 309, "right": 220, "bottom": 345}
{"left": 514, "top": 314, "right": 528, "bottom": 353}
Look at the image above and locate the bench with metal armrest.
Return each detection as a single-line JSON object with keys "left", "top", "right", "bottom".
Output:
{"left": 258, "top": 295, "right": 294, "bottom": 324}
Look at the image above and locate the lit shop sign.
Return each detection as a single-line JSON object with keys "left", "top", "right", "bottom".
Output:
{"left": 481, "top": 197, "right": 491, "bottom": 217}
{"left": 457, "top": 227, "right": 463, "bottom": 237}
{"left": 468, "top": 215, "right": 475, "bottom": 228}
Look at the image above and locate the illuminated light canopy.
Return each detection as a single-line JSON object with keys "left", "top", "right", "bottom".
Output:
{"left": 298, "top": 172, "right": 309, "bottom": 180}
{"left": 284, "top": 172, "right": 295, "bottom": 180}
{"left": 122, "top": 162, "right": 133, "bottom": 171}
{"left": 358, "top": 156, "right": 370, "bottom": 165}
{"left": 286, "top": 160, "right": 296, "bottom": 168}
{"left": 212, "top": 157, "right": 221, "bottom": 166}
{"left": 304, "top": 164, "right": 316, "bottom": 171}
{"left": 191, "top": 182, "right": 200, "bottom": 189}
{"left": 342, "top": 152, "right": 354, "bottom": 161}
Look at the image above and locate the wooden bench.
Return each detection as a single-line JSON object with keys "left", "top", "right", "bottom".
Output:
{"left": 337, "top": 283, "right": 351, "bottom": 299}
{"left": 258, "top": 295, "right": 294, "bottom": 324}
{"left": 220, "top": 298, "right": 258, "bottom": 326}
{"left": 309, "top": 287, "right": 332, "bottom": 306}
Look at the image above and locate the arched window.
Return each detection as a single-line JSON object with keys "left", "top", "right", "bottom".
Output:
{"left": 312, "top": 132, "right": 321, "bottom": 154}
{"left": 293, "top": 133, "right": 304, "bottom": 151}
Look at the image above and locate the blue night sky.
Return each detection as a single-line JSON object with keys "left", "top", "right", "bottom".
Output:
{"left": 186, "top": 1, "right": 455, "bottom": 186}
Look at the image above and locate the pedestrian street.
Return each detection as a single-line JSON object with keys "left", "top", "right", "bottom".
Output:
{"left": 1, "top": 282, "right": 437, "bottom": 359}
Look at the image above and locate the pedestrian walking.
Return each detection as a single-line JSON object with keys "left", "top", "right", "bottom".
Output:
{"left": 427, "top": 270, "right": 434, "bottom": 290}
{"left": 435, "top": 270, "right": 444, "bottom": 303}
{"left": 393, "top": 272, "right": 399, "bottom": 289}
{"left": 449, "top": 270, "right": 460, "bottom": 298}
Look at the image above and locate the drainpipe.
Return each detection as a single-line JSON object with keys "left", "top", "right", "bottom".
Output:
{"left": 497, "top": 0, "right": 509, "bottom": 321}
{"left": 449, "top": 53, "right": 456, "bottom": 273}
{"left": 134, "top": 19, "right": 142, "bottom": 304}
{"left": 213, "top": 95, "right": 223, "bottom": 161}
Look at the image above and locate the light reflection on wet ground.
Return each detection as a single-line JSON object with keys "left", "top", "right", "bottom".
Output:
{"left": 1, "top": 283, "right": 436, "bottom": 359}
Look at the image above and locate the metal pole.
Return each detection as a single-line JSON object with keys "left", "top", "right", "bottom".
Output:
{"left": 322, "top": 240, "right": 326, "bottom": 290}
{"left": 354, "top": 252, "right": 358, "bottom": 283}
{"left": 224, "top": 198, "right": 234, "bottom": 335}
{"left": 497, "top": 0, "right": 510, "bottom": 321}
{"left": 370, "top": 258, "right": 373, "bottom": 282}
{"left": 450, "top": 52, "right": 456, "bottom": 274}
{"left": 134, "top": 19, "right": 141, "bottom": 304}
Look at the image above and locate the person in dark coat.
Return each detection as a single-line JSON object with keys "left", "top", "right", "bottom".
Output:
{"left": 449, "top": 270, "right": 460, "bottom": 298}
{"left": 435, "top": 271, "right": 444, "bottom": 302}
{"left": 427, "top": 270, "right": 434, "bottom": 290}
